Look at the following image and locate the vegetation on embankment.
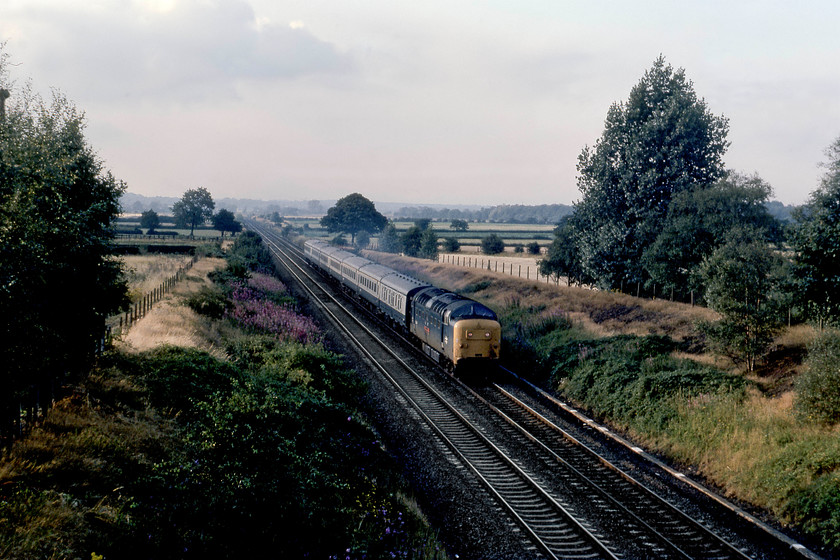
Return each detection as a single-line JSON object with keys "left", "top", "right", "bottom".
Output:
{"left": 0, "top": 233, "right": 448, "bottom": 559}
{"left": 367, "top": 249, "right": 840, "bottom": 555}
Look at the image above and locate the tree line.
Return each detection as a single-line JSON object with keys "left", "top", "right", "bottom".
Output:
{"left": 538, "top": 56, "right": 840, "bottom": 371}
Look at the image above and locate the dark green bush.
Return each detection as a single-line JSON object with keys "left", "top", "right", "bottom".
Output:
{"left": 139, "top": 346, "right": 242, "bottom": 416}
{"left": 795, "top": 329, "right": 840, "bottom": 424}
{"left": 185, "top": 285, "right": 229, "bottom": 318}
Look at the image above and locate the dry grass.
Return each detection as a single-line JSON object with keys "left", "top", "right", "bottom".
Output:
{"left": 367, "top": 251, "right": 718, "bottom": 342}
{"left": 115, "top": 257, "right": 228, "bottom": 358}
{"left": 120, "top": 254, "right": 194, "bottom": 301}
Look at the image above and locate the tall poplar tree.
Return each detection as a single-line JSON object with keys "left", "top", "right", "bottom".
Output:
{"left": 573, "top": 56, "right": 729, "bottom": 290}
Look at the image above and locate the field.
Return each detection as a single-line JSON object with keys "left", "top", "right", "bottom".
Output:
{"left": 283, "top": 217, "right": 557, "bottom": 250}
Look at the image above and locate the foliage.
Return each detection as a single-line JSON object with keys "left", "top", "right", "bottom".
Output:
{"left": 419, "top": 228, "right": 439, "bottom": 260}
{"left": 140, "top": 209, "right": 160, "bottom": 233}
{"left": 377, "top": 222, "right": 401, "bottom": 253}
{"left": 172, "top": 187, "right": 215, "bottom": 237}
{"left": 0, "top": 62, "right": 129, "bottom": 410}
{"left": 414, "top": 218, "right": 431, "bottom": 230}
{"left": 573, "top": 56, "right": 729, "bottom": 289}
{"left": 642, "top": 171, "right": 779, "bottom": 299}
{"left": 540, "top": 216, "right": 588, "bottom": 286}
{"left": 320, "top": 193, "right": 387, "bottom": 244}
{"left": 526, "top": 241, "right": 541, "bottom": 255}
{"left": 697, "top": 231, "right": 787, "bottom": 371}
{"left": 795, "top": 329, "right": 840, "bottom": 424}
{"left": 212, "top": 208, "right": 242, "bottom": 238}
{"left": 480, "top": 233, "right": 505, "bottom": 255}
{"left": 441, "top": 236, "right": 460, "bottom": 252}
{"left": 401, "top": 226, "right": 423, "bottom": 257}
{"left": 450, "top": 218, "right": 469, "bottom": 231}
{"left": 791, "top": 135, "right": 840, "bottom": 327}
{"left": 225, "top": 230, "right": 273, "bottom": 276}
{"left": 355, "top": 229, "right": 370, "bottom": 249}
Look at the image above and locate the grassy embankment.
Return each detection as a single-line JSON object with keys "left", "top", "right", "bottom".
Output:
{"left": 0, "top": 237, "right": 448, "bottom": 559}
{"left": 367, "top": 250, "right": 840, "bottom": 555}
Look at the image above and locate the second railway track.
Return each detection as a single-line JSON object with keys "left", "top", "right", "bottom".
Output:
{"left": 246, "top": 221, "right": 822, "bottom": 560}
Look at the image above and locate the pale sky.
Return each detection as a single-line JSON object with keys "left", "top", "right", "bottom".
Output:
{"left": 2, "top": 0, "right": 838, "bottom": 206}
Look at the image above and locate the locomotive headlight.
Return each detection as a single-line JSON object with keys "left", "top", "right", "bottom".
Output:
{"left": 467, "top": 331, "right": 473, "bottom": 338}
{"left": 485, "top": 331, "right": 491, "bottom": 338}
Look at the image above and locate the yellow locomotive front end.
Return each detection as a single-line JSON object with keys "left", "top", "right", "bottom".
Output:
{"left": 451, "top": 318, "right": 501, "bottom": 366}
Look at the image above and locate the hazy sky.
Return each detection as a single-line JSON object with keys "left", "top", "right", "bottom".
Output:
{"left": 2, "top": 0, "right": 838, "bottom": 206}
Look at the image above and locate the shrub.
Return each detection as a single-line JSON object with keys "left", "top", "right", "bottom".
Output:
{"left": 527, "top": 241, "right": 541, "bottom": 255}
{"left": 185, "top": 285, "right": 229, "bottom": 319}
{"left": 795, "top": 329, "right": 840, "bottom": 423}
{"left": 442, "top": 236, "right": 460, "bottom": 252}
{"left": 480, "top": 233, "right": 505, "bottom": 255}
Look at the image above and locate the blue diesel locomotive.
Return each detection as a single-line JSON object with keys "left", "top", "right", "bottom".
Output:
{"left": 303, "top": 239, "right": 501, "bottom": 369}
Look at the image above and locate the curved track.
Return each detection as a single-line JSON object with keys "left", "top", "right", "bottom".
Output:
{"left": 245, "top": 221, "right": 823, "bottom": 560}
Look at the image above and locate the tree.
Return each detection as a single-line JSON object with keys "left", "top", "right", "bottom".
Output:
{"left": 213, "top": 208, "right": 242, "bottom": 238}
{"left": 355, "top": 230, "right": 370, "bottom": 249}
{"left": 481, "top": 233, "right": 505, "bottom": 255}
{"left": 450, "top": 219, "right": 469, "bottom": 231}
{"left": 401, "top": 226, "right": 423, "bottom": 257}
{"left": 414, "top": 218, "right": 431, "bottom": 231}
{"left": 419, "top": 228, "right": 439, "bottom": 260}
{"left": 377, "top": 223, "right": 401, "bottom": 253}
{"left": 140, "top": 209, "right": 160, "bottom": 233}
{"left": 540, "top": 216, "right": 587, "bottom": 286}
{"left": 698, "top": 231, "right": 786, "bottom": 371}
{"left": 526, "top": 241, "right": 541, "bottom": 255}
{"left": 642, "top": 171, "right": 779, "bottom": 300}
{"left": 0, "top": 64, "right": 129, "bottom": 418}
{"left": 320, "top": 193, "right": 387, "bottom": 244}
{"left": 574, "top": 56, "right": 730, "bottom": 290}
{"left": 173, "top": 187, "right": 215, "bottom": 237}
{"left": 442, "top": 237, "right": 460, "bottom": 252}
{"left": 792, "top": 136, "right": 840, "bottom": 327}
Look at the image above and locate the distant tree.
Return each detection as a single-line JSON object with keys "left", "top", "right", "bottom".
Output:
{"left": 480, "top": 233, "right": 505, "bottom": 255}
{"left": 140, "top": 209, "right": 160, "bottom": 233}
{"left": 791, "top": 135, "right": 840, "bottom": 327}
{"left": 212, "top": 209, "right": 242, "bottom": 238}
{"left": 698, "top": 230, "right": 786, "bottom": 371}
{"left": 450, "top": 219, "right": 469, "bottom": 231}
{"left": 401, "top": 226, "right": 423, "bottom": 257}
{"left": 442, "top": 237, "right": 460, "bottom": 252}
{"left": 574, "top": 56, "right": 730, "bottom": 290}
{"left": 526, "top": 241, "right": 541, "bottom": 255}
{"left": 419, "top": 229, "right": 439, "bottom": 260}
{"left": 320, "top": 193, "right": 387, "bottom": 244}
{"left": 173, "top": 187, "right": 215, "bottom": 237}
{"left": 355, "top": 230, "right": 370, "bottom": 249}
{"left": 377, "top": 223, "right": 401, "bottom": 253}
{"left": 414, "top": 218, "right": 431, "bottom": 231}
{"left": 513, "top": 244, "right": 524, "bottom": 253}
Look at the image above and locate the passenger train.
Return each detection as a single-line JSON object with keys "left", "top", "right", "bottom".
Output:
{"left": 303, "top": 239, "right": 501, "bottom": 369}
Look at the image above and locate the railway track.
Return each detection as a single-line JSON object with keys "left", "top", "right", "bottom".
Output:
{"left": 245, "top": 221, "right": 822, "bottom": 560}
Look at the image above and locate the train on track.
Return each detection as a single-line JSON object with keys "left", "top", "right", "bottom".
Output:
{"left": 303, "top": 239, "right": 501, "bottom": 370}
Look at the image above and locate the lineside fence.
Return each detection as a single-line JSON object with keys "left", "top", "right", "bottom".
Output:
{"left": 437, "top": 253, "right": 559, "bottom": 285}
{"left": 96, "top": 254, "right": 199, "bottom": 353}
{"left": 1, "top": 256, "right": 199, "bottom": 447}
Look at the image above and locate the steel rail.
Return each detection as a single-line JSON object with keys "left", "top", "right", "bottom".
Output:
{"left": 246, "top": 222, "right": 619, "bottom": 560}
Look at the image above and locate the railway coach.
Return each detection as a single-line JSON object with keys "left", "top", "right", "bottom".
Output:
{"left": 303, "top": 239, "right": 501, "bottom": 369}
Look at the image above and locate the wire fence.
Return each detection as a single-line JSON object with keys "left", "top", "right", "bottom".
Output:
{"left": 2, "top": 256, "right": 199, "bottom": 447}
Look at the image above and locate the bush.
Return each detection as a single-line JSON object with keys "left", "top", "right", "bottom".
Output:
{"left": 795, "top": 329, "right": 840, "bottom": 423}
{"left": 442, "top": 236, "right": 460, "bottom": 252}
{"left": 527, "top": 241, "right": 541, "bottom": 255}
{"left": 185, "top": 285, "right": 229, "bottom": 319}
{"left": 480, "top": 233, "right": 505, "bottom": 255}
